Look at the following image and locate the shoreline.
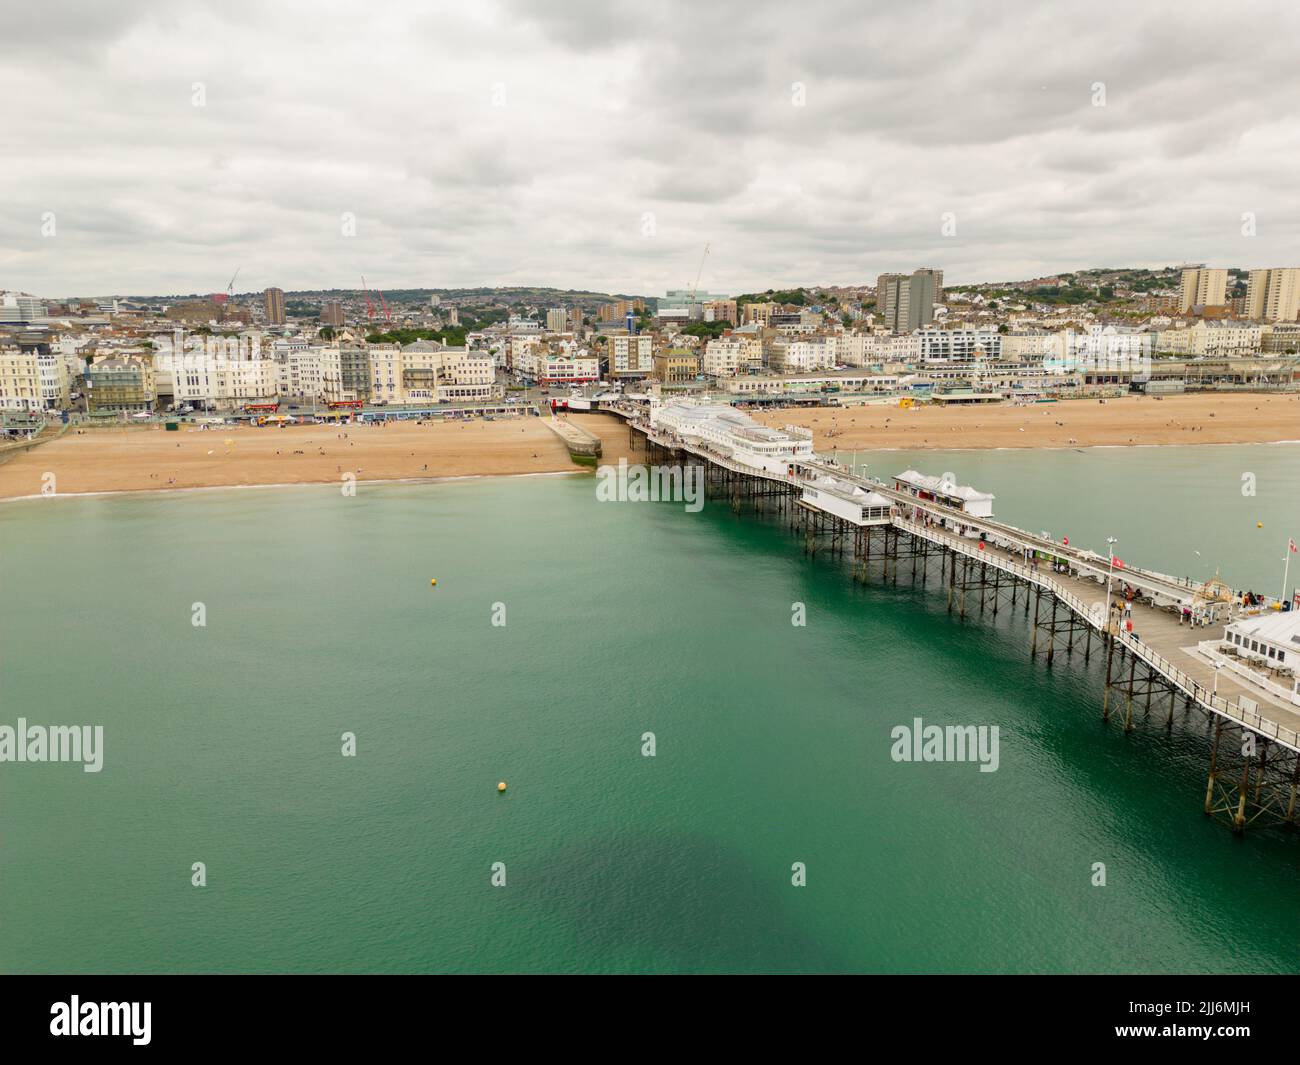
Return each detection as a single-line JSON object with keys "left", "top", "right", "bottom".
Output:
{"left": 0, "top": 468, "right": 588, "bottom": 505}
{"left": 2, "top": 396, "right": 1298, "bottom": 502}
{"left": 3, "top": 436, "right": 1297, "bottom": 505}
{"left": 0, "top": 414, "right": 633, "bottom": 503}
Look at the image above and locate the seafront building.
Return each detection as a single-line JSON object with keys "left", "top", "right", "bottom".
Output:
{"left": 916, "top": 328, "right": 1001, "bottom": 365}
{"left": 171, "top": 351, "right": 278, "bottom": 409}
{"left": 0, "top": 346, "right": 41, "bottom": 410}
{"left": 653, "top": 349, "right": 699, "bottom": 383}
{"left": 769, "top": 336, "right": 836, "bottom": 372}
{"left": 1154, "top": 320, "right": 1262, "bottom": 357}
{"left": 702, "top": 334, "right": 762, "bottom": 376}
{"left": 608, "top": 334, "right": 653, "bottom": 379}
{"left": 7, "top": 263, "right": 1300, "bottom": 422}
{"left": 85, "top": 354, "right": 156, "bottom": 414}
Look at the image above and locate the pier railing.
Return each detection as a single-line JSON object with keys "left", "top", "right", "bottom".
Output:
{"left": 895, "top": 514, "right": 1300, "bottom": 752}
{"left": 627, "top": 415, "right": 1300, "bottom": 753}
{"left": 1115, "top": 632, "right": 1299, "bottom": 750}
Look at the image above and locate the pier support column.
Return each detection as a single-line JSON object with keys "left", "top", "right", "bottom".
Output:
{"left": 1204, "top": 720, "right": 1223, "bottom": 815}
{"left": 1102, "top": 636, "right": 1116, "bottom": 721}
{"left": 1284, "top": 757, "right": 1300, "bottom": 826}
{"left": 1233, "top": 755, "right": 1253, "bottom": 833}
{"left": 1122, "top": 654, "right": 1138, "bottom": 732}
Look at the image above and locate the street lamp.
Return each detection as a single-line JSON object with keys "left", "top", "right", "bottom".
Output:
{"left": 1212, "top": 661, "right": 1223, "bottom": 700}
{"left": 1106, "top": 536, "right": 1119, "bottom": 631}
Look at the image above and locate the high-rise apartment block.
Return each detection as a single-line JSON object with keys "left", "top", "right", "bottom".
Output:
{"left": 1245, "top": 268, "right": 1300, "bottom": 322}
{"left": 876, "top": 269, "right": 941, "bottom": 332}
{"left": 264, "top": 287, "right": 285, "bottom": 325}
{"left": 1177, "top": 266, "right": 1228, "bottom": 312}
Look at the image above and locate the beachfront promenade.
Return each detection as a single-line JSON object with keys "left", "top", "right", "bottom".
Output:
{"left": 602, "top": 401, "right": 1300, "bottom": 832}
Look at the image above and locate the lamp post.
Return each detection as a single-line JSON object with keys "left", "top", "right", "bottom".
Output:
{"left": 1105, "top": 536, "right": 1119, "bottom": 629}
{"left": 1212, "top": 661, "right": 1223, "bottom": 701}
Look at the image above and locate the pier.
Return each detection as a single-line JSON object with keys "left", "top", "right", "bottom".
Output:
{"left": 605, "top": 400, "right": 1300, "bottom": 833}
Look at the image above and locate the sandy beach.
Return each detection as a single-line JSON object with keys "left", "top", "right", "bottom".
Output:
{"left": 0, "top": 413, "right": 634, "bottom": 500}
{"left": 753, "top": 393, "right": 1300, "bottom": 451}
{"left": 2, "top": 395, "right": 1296, "bottom": 501}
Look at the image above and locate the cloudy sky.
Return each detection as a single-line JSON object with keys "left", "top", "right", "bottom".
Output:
{"left": 3, "top": 0, "right": 1299, "bottom": 299}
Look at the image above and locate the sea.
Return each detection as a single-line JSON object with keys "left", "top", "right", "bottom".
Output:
{"left": 1, "top": 442, "right": 1297, "bottom": 973}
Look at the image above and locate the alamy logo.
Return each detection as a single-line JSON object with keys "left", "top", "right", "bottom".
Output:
{"left": 890, "top": 717, "right": 999, "bottom": 773}
{"left": 50, "top": 996, "right": 151, "bottom": 1045}
{"left": 595, "top": 459, "right": 703, "bottom": 512}
{"left": 0, "top": 719, "right": 103, "bottom": 772}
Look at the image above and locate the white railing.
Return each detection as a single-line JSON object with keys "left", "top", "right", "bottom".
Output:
{"left": 895, "top": 515, "right": 1300, "bottom": 752}
{"left": 1195, "top": 641, "right": 1300, "bottom": 708}
{"left": 629, "top": 418, "right": 1300, "bottom": 751}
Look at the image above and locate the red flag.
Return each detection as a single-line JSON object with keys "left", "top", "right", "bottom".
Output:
{"left": 1290, "top": 538, "right": 1297, "bottom": 553}
{"left": 1063, "top": 535, "right": 1069, "bottom": 546}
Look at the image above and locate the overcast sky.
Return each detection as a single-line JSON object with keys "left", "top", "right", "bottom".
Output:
{"left": 3, "top": 0, "right": 1299, "bottom": 299}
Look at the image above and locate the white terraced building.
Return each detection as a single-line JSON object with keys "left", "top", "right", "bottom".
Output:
{"left": 650, "top": 401, "right": 815, "bottom": 474}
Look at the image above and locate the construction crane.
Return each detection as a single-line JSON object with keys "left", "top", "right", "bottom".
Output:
{"left": 360, "top": 275, "right": 393, "bottom": 324}
{"left": 226, "top": 267, "right": 241, "bottom": 300}
{"left": 361, "top": 275, "right": 375, "bottom": 321}
{"left": 689, "top": 244, "right": 710, "bottom": 306}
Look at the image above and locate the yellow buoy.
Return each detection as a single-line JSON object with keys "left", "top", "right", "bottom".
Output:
{"left": 430, "top": 578, "right": 437, "bottom": 586}
{"left": 497, "top": 781, "right": 507, "bottom": 793}
{"left": 1257, "top": 522, "right": 1263, "bottom": 529}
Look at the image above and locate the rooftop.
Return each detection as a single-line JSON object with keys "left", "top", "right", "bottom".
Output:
{"left": 1228, "top": 611, "right": 1300, "bottom": 647}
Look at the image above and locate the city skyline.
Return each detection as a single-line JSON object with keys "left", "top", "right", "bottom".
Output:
{"left": 3, "top": 0, "right": 1300, "bottom": 297}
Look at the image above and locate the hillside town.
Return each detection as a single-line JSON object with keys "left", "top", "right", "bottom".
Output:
{"left": 1, "top": 264, "right": 1299, "bottom": 430}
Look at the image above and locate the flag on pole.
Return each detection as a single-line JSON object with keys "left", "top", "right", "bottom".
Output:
{"left": 1289, "top": 538, "right": 1297, "bottom": 553}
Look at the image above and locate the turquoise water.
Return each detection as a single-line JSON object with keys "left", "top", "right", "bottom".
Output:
{"left": 1, "top": 445, "right": 1297, "bottom": 974}
{"left": 836, "top": 443, "right": 1300, "bottom": 593}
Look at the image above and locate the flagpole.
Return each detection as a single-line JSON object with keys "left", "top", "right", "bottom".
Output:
{"left": 1282, "top": 539, "right": 1292, "bottom": 608}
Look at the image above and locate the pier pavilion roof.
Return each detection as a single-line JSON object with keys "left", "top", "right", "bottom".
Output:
{"left": 894, "top": 469, "right": 995, "bottom": 505}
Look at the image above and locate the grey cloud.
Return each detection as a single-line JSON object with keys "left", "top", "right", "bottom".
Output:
{"left": 3, "top": 0, "right": 1300, "bottom": 296}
